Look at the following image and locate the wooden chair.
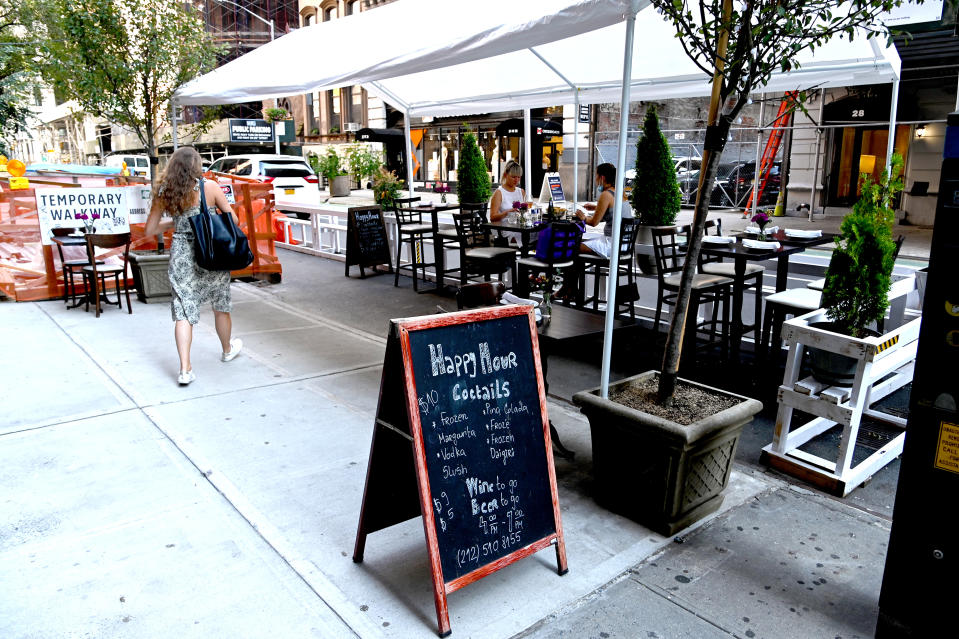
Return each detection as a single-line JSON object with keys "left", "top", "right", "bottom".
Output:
{"left": 82, "top": 232, "right": 133, "bottom": 318}
{"left": 51, "top": 228, "right": 103, "bottom": 307}
{"left": 697, "top": 219, "right": 764, "bottom": 337}
{"left": 759, "top": 287, "right": 822, "bottom": 366}
{"left": 451, "top": 210, "right": 517, "bottom": 287}
{"left": 576, "top": 218, "right": 640, "bottom": 318}
{"left": 391, "top": 197, "right": 434, "bottom": 291}
{"left": 515, "top": 221, "right": 582, "bottom": 299}
{"left": 651, "top": 225, "right": 733, "bottom": 354}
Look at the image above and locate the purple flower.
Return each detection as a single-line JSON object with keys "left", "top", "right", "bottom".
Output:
{"left": 91, "top": 213, "right": 101, "bottom": 220}
{"left": 751, "top": 211, "right": 770, "bottom": 227}
{"left": 75, "top": 213, "right": 88, "bottom": 220}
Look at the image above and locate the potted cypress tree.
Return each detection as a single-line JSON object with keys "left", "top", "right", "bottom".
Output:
{"left": 630, "top": 105, "right": 681, "bottom": 273}
{"left": 805, "top": 154, "right": 904, "bottom": 384}
{"left": 456, "top": 131, "right": 492, "bottom": 205}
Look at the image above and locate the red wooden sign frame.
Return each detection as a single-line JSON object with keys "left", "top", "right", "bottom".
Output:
{"left": 353, "top": 305, "right": 568, "bottom": 636}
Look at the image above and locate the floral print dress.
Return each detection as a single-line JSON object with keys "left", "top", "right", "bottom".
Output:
{"left": 168, "top": 183, "right": 232, "bottom": 325}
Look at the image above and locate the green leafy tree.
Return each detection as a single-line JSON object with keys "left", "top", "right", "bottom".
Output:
{"left": 456, "top": 131, "right": 492, "bottom": 204}
{"left": 631, "top": 106, "right": 681, "bottom": 225}
{"left": 345, "top": 144, "right": 383, "bottom": 188}
{"left": 821, "top": 154, "right": 903, "bottom": 337}
{"left": 0, "top": 2, "right": 44, "bottom": 155}
{"left": 650, "top": 0, "right": 914, "bottom": 403}
{"left": 39, "top": 0, "right": 218, "bottom": 184}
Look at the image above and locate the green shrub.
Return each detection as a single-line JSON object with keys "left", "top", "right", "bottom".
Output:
{"left": 630, "top": 106, "right": 681, "bottom": 225}
{"left": 372, "top": 167, "right": 404, "bottom": 208}
{"left": 263, "top": 107, "right": 288, "bottom": 123}
{"left": 315, "top": 147, "right": 348, "bottom": 182}
{"left": 345, "top": 144, "right": 383, "bottom": 186}
{"left": 456, "top": 131, "right": 492, "bottom": 204}
{"left": 821, "top": 154, "right": 903, "bottom": 338}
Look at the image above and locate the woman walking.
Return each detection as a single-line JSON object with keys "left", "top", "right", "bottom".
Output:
{"left": 145, "top": 147, "right": 243, "bottom": 385}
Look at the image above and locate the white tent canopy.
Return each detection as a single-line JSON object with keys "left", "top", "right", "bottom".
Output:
{"left": 368, "top": 11, "right": 900, "bottom": 118}
{"left": 174, "top": 0, "right": 646, "bottom": 105}
{"left": 175, "top": 1, "right": 899, "bottom": 116}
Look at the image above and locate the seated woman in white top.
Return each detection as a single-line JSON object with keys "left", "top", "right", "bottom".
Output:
{"left": 488, "top": 160, "right": 529, "bottom": 246}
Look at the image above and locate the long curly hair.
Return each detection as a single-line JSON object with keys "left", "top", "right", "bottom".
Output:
{"left": 156, "top": 147, "right": 203, "bottom": 215}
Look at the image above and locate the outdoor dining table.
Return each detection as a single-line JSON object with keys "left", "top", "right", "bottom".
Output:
{"left": 698, "top": 230, "right": 838, "bottom": 359}
{"left": 483, "top": 219, "right": 548, "bottom": 257}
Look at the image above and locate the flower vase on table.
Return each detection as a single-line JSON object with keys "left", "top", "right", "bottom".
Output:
{"left": 751, "top": 211, "right": 770, "bottom": 241}
{"left": 540, "top": 289, "right": 552, "bottom": 325}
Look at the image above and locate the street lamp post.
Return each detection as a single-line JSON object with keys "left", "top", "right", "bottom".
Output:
{"left": 209, "top": 0, "right": 280, "bottom": 152}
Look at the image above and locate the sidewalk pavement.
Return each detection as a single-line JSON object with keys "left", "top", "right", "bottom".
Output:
{"left": 1, "top": 249, "right": 900, "bottom": 638}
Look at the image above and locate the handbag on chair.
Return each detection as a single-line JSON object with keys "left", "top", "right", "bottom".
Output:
{"left": 189, "top": 178, "right": 254, "bottom": 271}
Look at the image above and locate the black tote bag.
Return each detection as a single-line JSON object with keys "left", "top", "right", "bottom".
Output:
{"left": 189, "top": 178, "right": 254, "bottom": 271}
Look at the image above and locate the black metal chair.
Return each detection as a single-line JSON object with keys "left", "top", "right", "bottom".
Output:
{"left": 81, "top": 232, "right": 133, "bottom": 318}
{"left": 576, "top": 218, "right": 640, "bottom": 318}
{"left": 391, "top": 196, "right": 434, "bottom": 291}
{"left": 515, "top": 221, "right": 583, "bottom": 299}
{"left": 651, "top": 225, "right": 733, "bottom": 354}
{"left": 697, "top": 219, "right": 764, "bottom": 339}
{"left": 437, "top": 202, "right": 487, "bottom": 285}
{"left": 451, "top": 210, "right": 517, "bottom": 287}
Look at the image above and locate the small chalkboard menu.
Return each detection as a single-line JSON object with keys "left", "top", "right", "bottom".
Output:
{"left": 345, "top": 205, "right": 393, "bottom": 278}
{"left": 353, "top": 305, "right": 568, "bottom": 637}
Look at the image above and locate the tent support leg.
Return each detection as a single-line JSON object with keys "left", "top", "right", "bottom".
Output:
{"left": 600, "top": 0, "right": 641, "bottom": 400}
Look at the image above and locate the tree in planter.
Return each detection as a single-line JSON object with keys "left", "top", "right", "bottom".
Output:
{"left": 372, "top": 166, "right": 404, "bottom": 209}
{"left": 631, "top": 105, "right": 681, "bottom": 226}
{"left": 820, "top": 153, "right": 903, "bottom": 338}
{"left": 316, "top": 147, "right": 348, "bottom": 184}
{"left": 650, "top": 0, "right": 909, "bottom": 403}
{"left": 457, "top": 131, "right": 492, "bottom": 204}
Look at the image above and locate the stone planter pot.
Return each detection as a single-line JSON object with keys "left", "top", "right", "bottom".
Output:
{"left": 806, "top": 321, "right": 880, "bottom": 386}
{"left": 330, "top": 175, "right": 351, "bottom": 197}
{"left": 573, "top": 371, "right": 762, "bottom": 536}
{"left": 129, "top": 251, "right": 172, "bottom": 304}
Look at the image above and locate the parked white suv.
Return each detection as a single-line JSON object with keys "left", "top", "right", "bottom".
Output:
{"left": 105, "top": 154, "right": 151, "bottom": 179}
{"left": 208, "top": 154, "right": 321, "bottom": 213}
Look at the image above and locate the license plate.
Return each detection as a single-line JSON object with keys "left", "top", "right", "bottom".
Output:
{"left": 284, "top": 189, "right": 295, "bottom": 195}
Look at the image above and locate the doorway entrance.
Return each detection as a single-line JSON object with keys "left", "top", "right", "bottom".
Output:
{"left": 825, "top": 125, "right": 909, "bottom": 206}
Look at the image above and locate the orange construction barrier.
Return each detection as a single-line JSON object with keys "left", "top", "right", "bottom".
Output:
{"left": 0, "top": 172, "right": 283, "bottom": 301}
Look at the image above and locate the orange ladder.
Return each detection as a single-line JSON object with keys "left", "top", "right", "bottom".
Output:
{"left": 745, "top": 91, "right": 797, "bottom": 215}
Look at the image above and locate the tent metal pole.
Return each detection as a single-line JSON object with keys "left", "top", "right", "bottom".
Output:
{"left": 885, "top": 77, "right": 900, "bottom": 177}
{"left": 600, "top": 0, "right": 640, "bottom": 400}
{"left": 523, "top": 108, "right": 532, "bottom": 197}
{"left": 748, "top": 93, "right": 765, "bottom": 219}
{"left": 368, "top": 82, "right": 416, "bottom": 194}
{"left": 809, "top": 88, "right": 825, "bottom": 221}
{"left": 171, "top": 100, "right": 179, "bottom": 151}
{"left": 574, "top": 92, "right": 580, "bottom": 208}
{"left": 404, "top": 109, "right": 415, "bottom": 197}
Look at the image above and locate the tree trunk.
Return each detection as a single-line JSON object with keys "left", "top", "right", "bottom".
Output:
{"left": 658, "top": 0, "right": 733, "bottom": 405}
{"left": 657, "top": 133, "right": 729, "bottom": 404}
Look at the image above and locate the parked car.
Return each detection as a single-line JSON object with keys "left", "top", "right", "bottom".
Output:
{"left": 104, "top": 154, "right": 151, "bottom": 179}
{"left": 207, "top": 154, "right": 321, "bottom": 215}
{"left": 624, "top": 156, "right": 702, "bottom": 199}
{"left": 710, "top": 160, "right": 781, "bottom": 208}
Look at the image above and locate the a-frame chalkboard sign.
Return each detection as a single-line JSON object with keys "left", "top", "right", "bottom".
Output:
{"left": 345, "top": 205, "right": 393, "bottom": 277}
{"left": 353, "top": 305, "right": 568, "bottom": 636}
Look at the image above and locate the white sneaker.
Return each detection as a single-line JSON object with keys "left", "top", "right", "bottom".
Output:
{"left": 221, "top": 338, "right": 243, "bottom": 362}
{"left": 177, "top": 369, "right": 196, "bottom": 385}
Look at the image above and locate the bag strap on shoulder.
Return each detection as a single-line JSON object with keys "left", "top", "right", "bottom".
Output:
{"left": 198, "top": 177, "right": 209, "bottom": 215}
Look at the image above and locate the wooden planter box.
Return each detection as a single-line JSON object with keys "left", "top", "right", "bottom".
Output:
{"left": 761, "top": 309, "right": 921, "bottom": 496}
{"left": 574, "top": 371, "right": 762, "bottom": 536}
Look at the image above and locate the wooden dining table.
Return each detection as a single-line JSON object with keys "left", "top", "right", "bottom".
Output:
{"left": 698, "top": 230, "right": 837, "bottom": 359}
{"left": 483, "top": 219, "right": 548, "bottom": 257}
